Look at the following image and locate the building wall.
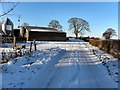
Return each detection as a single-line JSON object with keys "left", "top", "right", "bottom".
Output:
{"left": 28, "top": 31, "right": 66, "bottom": 41}
{"left": 2, "top": 18, "right": 14, "bottom": 36}
{"left": 13, "top": 29, "right": 20, "bottom": 37}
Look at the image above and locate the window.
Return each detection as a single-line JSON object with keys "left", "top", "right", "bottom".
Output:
{"left": 6, "top": 25, "right": 12, "bottom": 30}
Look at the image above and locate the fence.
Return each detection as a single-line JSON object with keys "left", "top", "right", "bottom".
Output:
{"left": 1, "top": 40, "right": 37, "bottom": 64}
{"left": 2, "top": 37, "right": 26, "bottom": 43}
{"left": 1, "top": 48, "right": 31, "bottom": 63}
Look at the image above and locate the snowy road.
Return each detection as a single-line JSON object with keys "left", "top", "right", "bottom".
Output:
{"left": 28, "top": 42, "right": 117, "bottom": 88}
{"left": 2, "top": 40, "right": 118, "bottom": 88}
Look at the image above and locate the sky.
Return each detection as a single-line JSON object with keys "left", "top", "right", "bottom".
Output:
{"left": 1, "top": 0, "right": 119, "bottom": 2}
{"left": 1, "top": 2, "right": 118, "bottom": 38}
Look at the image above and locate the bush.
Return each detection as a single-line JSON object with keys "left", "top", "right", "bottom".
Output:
{"left": 89, "top": 39, "right": 120, "bottom": 59}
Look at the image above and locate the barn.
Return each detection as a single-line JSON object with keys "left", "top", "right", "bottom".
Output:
{"left": 1, "top": 18, "right": 66, "bottom": 41}
{"left": 20, "top": 26, "right": 66, "bottom": 41}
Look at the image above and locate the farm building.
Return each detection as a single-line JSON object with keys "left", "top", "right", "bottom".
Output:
{"left": 0, "top": 22, "right": 2, "bottom": 35}
{"left": 20, "top": 26, "right": 66, "bottom": 41}
{"left": 1, "top": 18, "right": 21, "bottom": 37}
{"left": 2, "top": 18, "right": 14, "bottom": 36}
{"left": 1, "top": 18, "right": 66, "bottom": 41}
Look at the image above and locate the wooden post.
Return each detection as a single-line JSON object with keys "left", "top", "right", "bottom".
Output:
{"left": 13, "top": 36, "right": 16, "bottom": 49}
{"left": 33, "top": 39, "right": 37, "bottom": 51}
{"left": 30, "top": 41, "right": 33, "bottom": 52}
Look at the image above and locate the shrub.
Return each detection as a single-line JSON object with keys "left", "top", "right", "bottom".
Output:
{"left": 89, "top": 39, "right": 120, "bottom": 59}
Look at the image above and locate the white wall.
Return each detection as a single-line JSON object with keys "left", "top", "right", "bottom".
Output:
{"left": 2, "top": 23, "right": 6, "bottom": 34}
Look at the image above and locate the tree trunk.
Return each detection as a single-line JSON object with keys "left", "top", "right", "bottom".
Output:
{"left": 75, "top": 33, "right": 78, "bottom": 39}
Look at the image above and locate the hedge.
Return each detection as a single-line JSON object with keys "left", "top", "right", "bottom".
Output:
{"left": 89, "top": 39, "right": 120, "bottom": 59}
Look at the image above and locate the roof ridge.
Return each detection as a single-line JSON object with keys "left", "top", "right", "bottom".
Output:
{"left": 26, "top": 26, "right": 57, "bottom": 30}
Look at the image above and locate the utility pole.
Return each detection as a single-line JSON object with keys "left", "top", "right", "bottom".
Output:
{"left": 18, "top": 15, "right": 21, "bottom": 27}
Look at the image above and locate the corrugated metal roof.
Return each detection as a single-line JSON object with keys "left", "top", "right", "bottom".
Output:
{"left": 30, "top": 30, "right": 66, "bottom": 34}
{"left": 18, "top": 25, "right": 66, "bottom": 33}
{"left": 24, "top": 26, "right": 66, "bottom": 33}
{"left": 26, "top": 26, "right": 57, "bottom": 31}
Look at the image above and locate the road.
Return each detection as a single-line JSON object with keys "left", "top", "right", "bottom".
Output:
{"left": 29, "top": 42, "right": 117, "bottom": 88}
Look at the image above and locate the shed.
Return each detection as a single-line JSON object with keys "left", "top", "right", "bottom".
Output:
{"left": 21, "top": 26, "right": 66, "bottom": 41}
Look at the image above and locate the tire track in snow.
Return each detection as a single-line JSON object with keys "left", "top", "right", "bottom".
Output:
{"left": 81, "top": 47, "right": 100, "bottom": 88}
{"left": 28, "top": 42, "right": 117, "bottom": 88}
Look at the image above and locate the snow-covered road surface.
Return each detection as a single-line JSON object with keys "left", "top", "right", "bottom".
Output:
{"left": 2, "top": 40, "right": 118, "bottom": 88}
{"left": 29, "top": 42, "right": 117, "bottom": 88}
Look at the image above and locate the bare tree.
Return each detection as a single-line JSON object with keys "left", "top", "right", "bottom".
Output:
{"left": 102, "top": 28, "right": 117, "bottom": 40}
{"left": 22, "top": 22, "right": 29, "bottom": 27}
{"left": 48, "top": 20, "right": 62, "bottom": 31}
{"left": 68, "top": 17, "right": 90, "bottom": 38}
{"left": 0, "top": 2, "right": 19, "bottom": 17}
{"left": 21, "top": 22, "right": 29, "bottom": 38}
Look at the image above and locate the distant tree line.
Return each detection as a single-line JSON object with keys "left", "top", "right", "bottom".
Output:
{"left": 48, "top": 17, "right": 90, "bottom": 39}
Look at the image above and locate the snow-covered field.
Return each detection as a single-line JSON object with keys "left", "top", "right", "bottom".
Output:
{"left": 1, "top": 39, "right": 119, "bottom": 88}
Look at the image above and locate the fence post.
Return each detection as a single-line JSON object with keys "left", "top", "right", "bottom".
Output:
{"left": 13, "top": 36, "right": 16, "bottom": 49}
{"left": 34, "top": 39, "right": 37, "bottom": 51}
{"left": 30, "top": 41, "right": 33, "bottom": 52}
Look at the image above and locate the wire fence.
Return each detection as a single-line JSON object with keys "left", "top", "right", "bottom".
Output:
{"left": 1, "top": 40, "right": 37, "bottom": 64}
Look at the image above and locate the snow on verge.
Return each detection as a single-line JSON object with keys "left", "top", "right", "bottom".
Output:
{"left": 2, "top": 47, "right": 65, "bottom": 88}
